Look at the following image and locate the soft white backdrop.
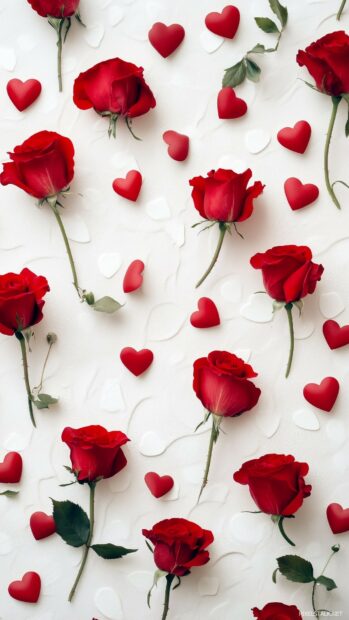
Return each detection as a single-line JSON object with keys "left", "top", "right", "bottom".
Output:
{"left": 1, "top": 0, "right": 349, "bottom": 618}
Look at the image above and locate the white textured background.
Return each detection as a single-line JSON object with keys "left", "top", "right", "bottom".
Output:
{"left": 1, "top": 0, "right": 349, "bottom": 618}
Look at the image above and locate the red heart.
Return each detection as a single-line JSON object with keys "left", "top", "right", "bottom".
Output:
{"left": 190, "top": 297, "right": 220, "bottom": 328}
{"left": 120, "top": 347, "right": 153, "bottom": 376}
{"left": 205, "top": 5, "right": 240, "bottom": 39}
{"left": 0, "top": 452, "right": 22, "bottom": 483}
{"left": 7, "top": 79, "right": 42, "bottom": 112}
{"left": 323, "top": 319, "right": 349, "bottom": 350}
{"left": 327, "top": 503, "right": 349, "bottom": 534}
{"left": 8, "top": 572, "right": 41, "bottom": 603}
{"left": 284, "top": 177, "right": 319, "bottom": 210}
{"left": 30, "top": 512, "right": 56, "bottom": 540}
{"left": 277, "top": 120, "right": 311, "bottom": 154}
{"left": 148, "top": 22, "right": 185, "bottom": 58}
{"left": 163, "top": 130, "right": 189, "bottom": 161}
{"left": 217, "top": 87, "right": 247, "bottom": 119}
{"left": 144, "top": 472, "right": 174, "bottom": 498}
{"left": 123, "top": 260, "right": 144, "bottom": 293}
{"left": 112, "top": 170, "right": 142, "bottom": 202}
{"left": 303, "top": 377, "right": 339, "bottom": 412}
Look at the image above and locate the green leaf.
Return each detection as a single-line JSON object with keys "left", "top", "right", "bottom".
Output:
{"left": 245, "top": 58, "right": 261, "bottom": 82}
{"left": 269, "top": 0, "right": 288, "bottom": 27}
{"left": 277, "top": 555, "right": 314, "bottom": 583}
{"left": 249, "top": 43, "right": 266, "bottom": 54}
{"left": 52, "top": 499, "right": 90, "bottom": 547}
{"left": 91, "top": 544, "right": 137, "bottom": 559}
{"left": 93, "top": 296, "right": 122, "bottom": 314}
{"left": 34, "top": 393, "right": 58, "bottom": 409}
{"left": 0, "top": 490, "right": 19, "bottom": 497}
{"left": 316, "top": 575, "right": 337, "bottom": 591}
{"left": 255, "top": 17, "right": 280, "bottom": 33}
{"left": 222, "top": 60, "right": 246, "bottom": 88}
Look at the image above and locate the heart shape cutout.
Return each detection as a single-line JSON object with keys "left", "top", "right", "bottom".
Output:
{"left": 7, "top": 79, "right": 42, "bottom": 111}
{"left": 112, "top": 170, "right": 142, "bottom": 202}
{"left": 30, "top": 511, "right": 56, "bottom": 540}
{"left": 120, "top": 347, "right": 153, "bottom": 376}
{"left": 163, "top": 130, "right": 189, "bottom": 161}
{"left": 190, "top": 297, "right": 220, "bottom": 328}
{"left": 217, "top": 87, "right": 247, "bottom": 119}
{"left": 284, "top": 177, "right": 319, "bottom": 210}
{"left": 323, "top": 319, "right": 349, "bottom": 350}
{"left": 123, "top": 260, "right": 144, "bottom": 293}
{"left": 8, "top": 572, "right": 41, "bottom": 603}
{"left": 205, "top": 5, "right": 240, "bottom": 39}
{"left": 277, "top": 120, "right": 311, "bottom": 154}
{"left": 327, "top": 503, "right": 349, "bottom": 534}
{"left": 145, "top": 472, "right": 174, "bottom": 498}
{"left": 303, "top": 377, "right": 339, "bottom": 412}
{"left": 0, "top": 451, "right": 22, "bottom": 483}
{"left": 148, "top": 22, "right": 185, "bottom": 58}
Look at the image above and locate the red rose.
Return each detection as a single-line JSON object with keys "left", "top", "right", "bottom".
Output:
{"left": 0, "top": 268, "right": 49, "bottom": 336}
{"left": 193, "top": 351, "right": 261, "bottom": 417}
{"left": 62, "top": 425, "right": 129, "bottom": 483}
{"left": 73, "top": 58, "right": 156, "bottom": 119}
{"left": 27, "top": 0, "right": 80, "bottom": 17}
{"left": 297, "top": 31, "right": 349, "bottom": 97}
{"left": 0, "top": 131, "right": 74, "bottom": 200}
{"left": 234, "top": 454, "right": 312, "bottom": 516}
{"left": 250, "top": 245, "right": 324, "bottom": 303}
{"left": 189, "top": 168, "right": 264, "bottom": 223}
{"left": 142, "top": 518, "right": 213, "bottom": 577}
{"left": 252, "top": 602, "right": 302, "bottom": 619}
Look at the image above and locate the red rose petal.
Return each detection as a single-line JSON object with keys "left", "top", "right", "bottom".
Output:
{"left": 327, "top": 503, "right": 349, "bottom": 534}
{"left": 120, "top": 347, "right": 154, "bottom": 376}
{"left": 190, "top": 297, "right": 220, "bottom": 328}
{"left": 30, "top": 512, "right": 56, "bottom": 540}
{"left": 284, "top": 177, "right": 319, "bottom": 210}
{"left": 277, "top": 120, "right": 311, "bottom": 154}
{"left": 123, "top": 260, "right": 144, "bottom": 293}
{"left": 8, "top": 572, "right": 41, "bottom": 603}
{"left": 323, "top": 319, "right": 349, "bottom": 350}
{"left": 205, "top": 5, "right": 240, "bottom": 39}
{"left": 144, "top": 472, "right": 174, "bottom": 498}
{"left": 148, "top": 22, "right": 185, "bottom": 58}
{"left": 303, "top": 377, "right": 339, "bottom": 412}
{"left": 0, "top": 452, "right": 22, "bottom": 483}
{"left": 112, "top": 170, "right": 142, "bottom": 202}
{"left": 7, "top": 79, "right": 42, "bottom": 112}
{"left": 163, "top": 131, "right": 189, "bottom": 161}
{"left": 217, "top": 87, "right": 247, "bottom": 119}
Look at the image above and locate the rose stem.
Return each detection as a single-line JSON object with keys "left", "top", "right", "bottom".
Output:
{"left": 285, "top": 303, "right": 294, "bottom": 379}
{"left": 324, "top": 96, "right": 342, "bottom": 209}
{"left": 68, "top": 481, "right": 96, "bottom": 602}
{"left": 57, "top": 19, "right": 64, "bottom": 92}
{"left": 49, "top": 202, "right": 81, "bottom": 299}
{"left": 278, "top": 516, "right": 295, "bottom": 546}
{"left": 162, "top": 574, "right": 175, "bottom": 620}
{"left": 34, "top": 340, "right": 54, "bottom": 394}
{"left": 197, "top": 415, "right": 219, "bottom": 502}
{"left": 195, "top": 222, "right": 227, "bottom": 288}
{"left": 15, "top": 332, "right": 36, "bottom": 427}
{"left": 311, "top": 545, "right": 340, "bottom": 618}
{"left": 337, "top": 0, "right": 347, "bottom": 19}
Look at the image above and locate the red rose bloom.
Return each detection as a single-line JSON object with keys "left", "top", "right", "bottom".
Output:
{"left": 142, "top": 518, "right": 213, "bottom": 577}
{"left": 0, "top": 268, "right": 49, "bottom": 336}
{"left": 189, "top": 168, "right": 264, "bottom": 223}
{"left": 250, "top": 245, "right": 324, "bottom": 303}
{"left": 252, "top": 602, "right": 302, "bottom": 619}
{"left": 297, "top": 31, "right": 349, "bottom": 96}
{"left": 62, "top": 425, "right": 129, "bottom": 483}
{"left": 73, "top": 58, "right": 156, "bottom": 119}
{"left": 27, "top": 0, "right": 80, "bottom": 17}
{"left": 193, "top": 351, "right": 261, "bottom": 417}
{"left": 234, "top": 454, "right": 312, "bottom": 516}
{"left": 0, "top": 131, "right": 75, "bottom": 200}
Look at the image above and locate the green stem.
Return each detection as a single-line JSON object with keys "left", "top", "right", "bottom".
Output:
{"left": 15, "top": 332, "right": 35, "bottom": 428}
{"left": 68, "top": 482, "right": 95, "bottom": 602}
{"left": 285, "top": 303, "right": 294, "bottom": 379}
{"left": 324, "top": 97, "right": 342, "bottom": 209}
{"left": 56, "top": 19, "right": 64, "bottom": 92}
{"left": 337, "top": 0, "right": 347, "bottom": 19}
{"left": 195, "top": 222, "right": 227, "bottom": 288}
{"left": 162, "top": 574, "right": 175, "bottom": 620}
{"left": 312, "top": 545, "right": 340, "bottom": 618}
{"left": 34, "top": 341, "right": 53, "bottom": 394}
{"left": 49, "top": 201, "right": 81, "bottom": 298}
{"left": 198, "top": 415, "right": 220, "bottom": 502}
{"left": 278, "top": 516, "right": 295, "bottom": 546}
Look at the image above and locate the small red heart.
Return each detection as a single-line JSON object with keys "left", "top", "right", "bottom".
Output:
{"left": 120, "top": 347, "right": 154, "bottom": 376}
{"left": 0, "top": 452, "right": 22, "bottom": 483}
{"left": 163, "top": 130, "right": 189, "bottom": 161}
{"left": 148, "top": 22, "right": 185, "bottom": 58}
{"left": 327, "top": 503, "right": 349, "bottom": 534}
{"left": 303, "top": 377, "right": 339, "bottom": 412}
{"left": 190, "top": 297, "right": 220, "bottom": 328}
{"left": 205, "top": 5, "right": 240, "bottom": 39}
{"left": 277, "top": 120, "right": 311, "bottom": 154}
{"left": 123, "top": 260, "right": 144, "bottom": 293}
{"left": 112, "top": 170, "right": 142, "bottom": 202}
{"left": 7, "top": 79, "right": 42, "bottom": 112}
{"left": 8, "top": 572, "right": 41, "bottom": 603}
{"left": 145, "top": 472, "right": 174, "bottom": 498}
{"left": 30, "top": 512, "right": 56, "bottom": 540}
{"left": 323, "top": 319, "right": 349, "bottom": 350}
{"left": 217, "top": 87, "right": 247, "bottom": 119}
{"left": 284, "top": 177, "right": 319, "bottom": 210}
